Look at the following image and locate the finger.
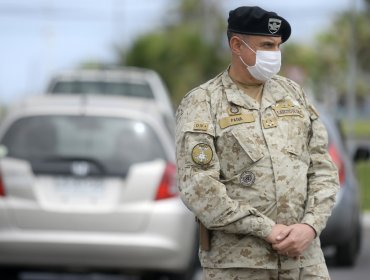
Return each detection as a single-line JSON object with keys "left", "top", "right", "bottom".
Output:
{"left": 276, "top": 227, "right": 293, "bottom": 241}
{"left": 273, "top": 243, "right": 289, "bottom": 252}
{"left": 272, "top": 238, "right": 291, "bottom": 251}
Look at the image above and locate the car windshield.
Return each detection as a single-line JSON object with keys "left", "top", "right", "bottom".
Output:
{"left": 1, "top": 115, "right": 166, "bottom": 177}
{"left": 51, "top": 80, "right": 154, "bottom": 99}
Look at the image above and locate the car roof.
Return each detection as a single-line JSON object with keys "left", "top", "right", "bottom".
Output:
{"left": 48, "top": 67, "right": 158, "bottom": 82}
{"left": 4, "top": 95, "right": 165, "bottom": 122}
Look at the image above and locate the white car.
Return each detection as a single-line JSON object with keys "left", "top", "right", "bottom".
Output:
{"left": 46, "top": 67, "right": 174, "bottom": 129}
{"left": 0, "top": 95, "right": 197, "bottom": 280}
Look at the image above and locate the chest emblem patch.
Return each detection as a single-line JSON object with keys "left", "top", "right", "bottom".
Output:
{"left": 240, "top": 170, "right": 255, "bottom": 187}
{"left": 227, "top": 105, "right": 241, "bottom": 115}
{"left": 192, "top": 143, "right": 213, "bottom": 165}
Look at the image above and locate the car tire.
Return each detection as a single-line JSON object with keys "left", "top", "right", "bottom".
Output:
{"left": 335, "top": 222, "right": 361, "bottom": 266}
{"left": 0, "top": 268, "right": 19, "bottom": 280}
{"left": 141, "top": 272, "right": 162, "bottom": 280}
{"left": 167, "top": 249, "right": 199, "bottom": 280}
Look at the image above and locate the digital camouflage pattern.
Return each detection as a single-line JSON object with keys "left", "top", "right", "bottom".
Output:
{"left": 176, "top": 69, "right": 339, "bottom": 270}
{"left": 203, "top": 263, "right": 330, "bottom": 279}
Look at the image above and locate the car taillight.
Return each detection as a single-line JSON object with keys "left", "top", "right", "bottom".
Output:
{"left": 155, "top": 162, "right": 178, "bottom": 200}
{"left": 328, "top": 142, "right": 345, "bottom": 185}
{"left": 0, "top": 173, "right": 5, "bottom": 197}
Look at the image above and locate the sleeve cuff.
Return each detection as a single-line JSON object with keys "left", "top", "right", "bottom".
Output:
{"left": 251, "top": 215, "right": 275, "bottom": 239}
{"left": 301, "top": 214, "right": 320, "bottom": 237}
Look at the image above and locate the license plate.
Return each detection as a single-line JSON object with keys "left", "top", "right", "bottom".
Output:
{"left": 54, "top": 177, "right": 104, "bottom": 203}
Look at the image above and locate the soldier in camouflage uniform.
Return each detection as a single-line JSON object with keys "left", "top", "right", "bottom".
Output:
{"left": 176, "top": 6, "right": 339, "bottom": 280}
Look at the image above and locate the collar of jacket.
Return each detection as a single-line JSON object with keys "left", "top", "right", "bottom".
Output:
{"left": 222, "top": 69, "right": 288, "bottom": 111}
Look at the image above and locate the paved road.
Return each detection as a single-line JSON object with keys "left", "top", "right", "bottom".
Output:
{"left": 16, "top": 214, "right": 370, "bottom": 280}
{"left": 327, "top": 215, "right": 370, "bottom": 280}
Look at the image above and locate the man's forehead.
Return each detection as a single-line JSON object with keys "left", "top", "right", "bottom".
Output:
{"left": 245, "top": 34, "right": 282, "bottom": 44}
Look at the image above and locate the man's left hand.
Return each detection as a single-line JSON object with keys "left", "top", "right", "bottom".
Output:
{"left": 272, "top": 224, "right": 316, "bottom": 257}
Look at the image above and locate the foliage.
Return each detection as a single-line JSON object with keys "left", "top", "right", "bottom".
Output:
{"left": 0, "top": 106, "right": 6, "bottom": 122}
{"left": 122, "top": 26, "right": 227, "bottom": 106}
{"left": 81, "top": 0, "right": 370, "bottom": 109}
{"left": 309, "top": 5, "right": 370, "bottom": 101}
{"left": 78, "top": 60, "right": 112, "bottom": 70}
{"left": 119, "top": 0, "right": 228, "bottom": 106}
{"left": 281, "top": 44, "right": 322, "bottom": 90}
{"left": 280, "top": 1, "right": 370, "bottom": 105}
{"left": 342, "top": 119, "right": 370, "bottom": 139}
{"left": 356, "top": 161, "right": 370, "bottom": 210}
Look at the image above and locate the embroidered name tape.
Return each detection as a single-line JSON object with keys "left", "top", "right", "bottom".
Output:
{"left": 273, "top": 107, "right": 303, "bottom": 118}
{"left": 219, "top": 113, "right": 255, "bottom": 129}
{"left": 193, "top": 121, "right": 209, "bottom": 132}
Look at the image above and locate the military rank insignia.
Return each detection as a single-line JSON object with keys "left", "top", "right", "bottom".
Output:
{"left": 240, "top": 170, "right": 255, "bottom": 186}
{"left": 262, "top": 116, "right": 278, "bottom": 129}
{"left": 191, "top": 143, "right": 213, "bottom": 165}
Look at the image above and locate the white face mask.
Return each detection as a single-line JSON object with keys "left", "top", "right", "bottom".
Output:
{"left": 239, "top": 39, "right": 281, "bottom": 82}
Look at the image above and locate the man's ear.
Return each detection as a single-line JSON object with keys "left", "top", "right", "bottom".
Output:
{"left": 229, "top": 36, "right": 243, "bottom": 56}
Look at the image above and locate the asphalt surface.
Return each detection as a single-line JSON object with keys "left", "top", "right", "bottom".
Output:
{"left": 327, "top": 213, "right": 370, "bottom": 280}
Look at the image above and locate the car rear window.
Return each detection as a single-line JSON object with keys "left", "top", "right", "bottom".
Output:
{"left": 51, "top": 80, "right": 154, "bottom": 99}
{"left": 1, "top": 115, "right": 166, "bottom": 177}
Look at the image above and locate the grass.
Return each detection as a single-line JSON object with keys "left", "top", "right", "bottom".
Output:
{"left": 341, "top": 119, "right": 370, "bottom": 210}
{"left": 356, "top": 161, "right": 370, "bottom": 211}
{"left": 342, "top": 119, "right": 370, "bottom": 139}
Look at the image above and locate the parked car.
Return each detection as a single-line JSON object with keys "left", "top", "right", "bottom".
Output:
{"left": 320, "top": 110, "right": 366, "bottom": 266}
{"left": 45, "top": 67, "right": 175, "bottom": 135}
{"left": 0, "top": 95, "right": 197, "bottom": 280}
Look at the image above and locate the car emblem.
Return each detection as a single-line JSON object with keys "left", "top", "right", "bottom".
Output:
{"left": 71, "top": 161, "right": 90, "bottom": 177}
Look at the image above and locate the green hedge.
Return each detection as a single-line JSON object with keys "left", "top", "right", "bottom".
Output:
{"left": 342, "top": 119, "right": 370, "bottom": 139}
{"left": 356, "top": 161, "right": 370, "bottom": 210}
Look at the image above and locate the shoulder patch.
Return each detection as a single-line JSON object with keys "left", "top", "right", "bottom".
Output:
{"left": 191, "top": 143, "right": 213, "bottom": 165}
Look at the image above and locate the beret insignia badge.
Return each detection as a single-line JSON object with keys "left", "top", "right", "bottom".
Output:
{"left": 192, "top": 143, "right": 213, "bottom": 165}
{"left": 268, "top": 18, "right": 282, "bottom": 34}
{"left": 240, "top": 170, "right": 255, "bottom": 187}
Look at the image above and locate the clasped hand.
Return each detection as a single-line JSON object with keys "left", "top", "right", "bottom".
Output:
{"left": 265, "top": 224, "right": 316, "bottom": 258}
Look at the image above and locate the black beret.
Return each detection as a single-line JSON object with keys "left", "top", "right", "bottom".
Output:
{"left": 228, "top": 6, "right": 291, "bottom": 43}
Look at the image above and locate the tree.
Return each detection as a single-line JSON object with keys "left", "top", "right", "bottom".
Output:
{"left": 281, "top": 1, "right": 370, "bottom": 108}
{"left": 314, "top": 7, "right": 370, "bottom": 103}
{"left": 118, "top": 0, "right": 228, "bottom": 106}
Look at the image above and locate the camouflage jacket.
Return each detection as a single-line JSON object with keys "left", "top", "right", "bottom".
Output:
{"left": 175, "top": 69, "right": 339, "bottom": 269}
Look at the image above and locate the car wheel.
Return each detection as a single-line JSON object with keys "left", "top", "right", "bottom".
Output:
{"left": 141, "top": 272, "right": 162, "bottom": 280}
{"left": 0, "top": 268, "right": 19, "bottom": 280}
{"left": 167, "top": 269, "right": 196, "bottom": 280}
{"left": 167, "top": 252, "right": 199, "bottom": 280}
{"left": 335, "top": 223, "right": 361, "bottom": 266}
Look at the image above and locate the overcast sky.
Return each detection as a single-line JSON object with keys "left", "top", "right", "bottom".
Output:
{"left": 0, "top": 0, "right": 363, "bottom": 104}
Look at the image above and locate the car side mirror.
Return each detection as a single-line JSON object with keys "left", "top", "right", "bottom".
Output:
{"left": 353, "top": 146, "right": 370, "bottom": 162}
{"left": 0, "top": 145, "right": 8, "bottom": 158}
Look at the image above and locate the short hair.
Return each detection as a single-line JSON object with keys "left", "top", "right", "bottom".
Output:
{"left": 227, "top": 31, "right": 236, "bottom": 43}
{"left": 227, "top": 32, "right": 249, "bottom": 44}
